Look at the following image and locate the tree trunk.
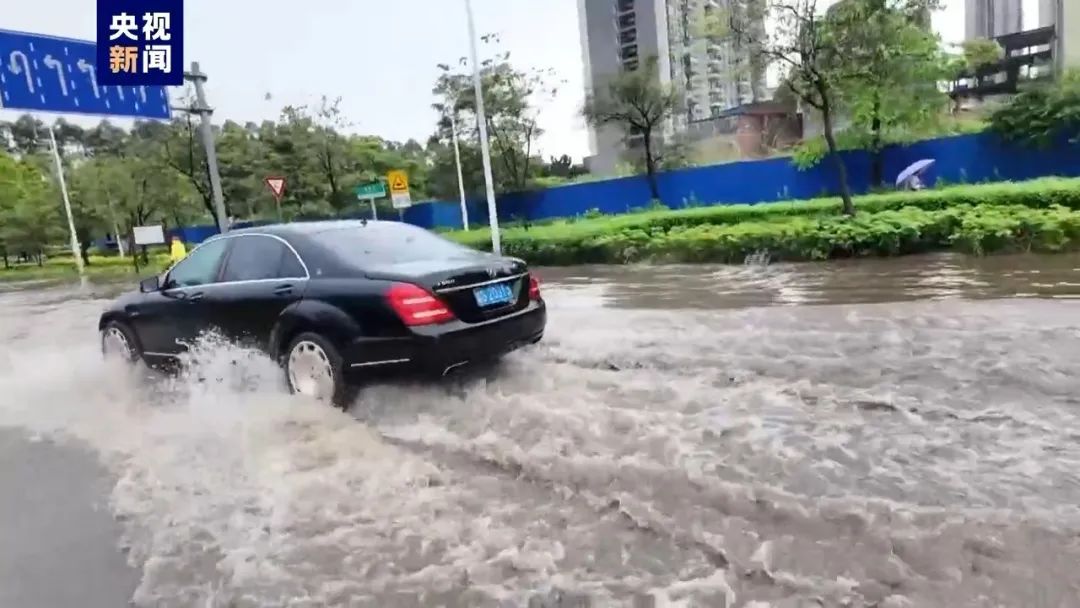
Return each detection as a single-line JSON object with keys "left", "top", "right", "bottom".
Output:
{"left": 202, "top": 196, "right": 220, "bottom": 230}
{"left": 642, "top": 129, "right": 661, "bottom": 202}
{"left": 1, "top": 249, "right": 8, "bottom": 269}
{"left": 870, "top": 92, "right": 884, "bottom": 188}
{"left": 820, "top": 102, "right": 855, "bottom": 216}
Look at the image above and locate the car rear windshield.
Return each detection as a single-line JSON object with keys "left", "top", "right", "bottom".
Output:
{"left": 311, "top": 223, "right": 476, "bottom": 264}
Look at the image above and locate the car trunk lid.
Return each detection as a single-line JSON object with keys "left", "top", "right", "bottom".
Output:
{"left": 363, "top": 256, "right": 530, "bottom": 323}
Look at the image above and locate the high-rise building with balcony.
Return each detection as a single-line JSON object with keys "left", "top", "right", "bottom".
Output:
{"left": 578, "top": 0, "right": 765, "bottom": 174}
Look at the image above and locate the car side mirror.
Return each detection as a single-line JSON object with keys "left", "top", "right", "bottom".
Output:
{"left": 139, "top": 275, "right": 161, "bottom": 293}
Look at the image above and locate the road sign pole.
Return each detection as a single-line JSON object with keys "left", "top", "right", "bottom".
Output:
{"left": 449, "top": 110, "right": 470, "bottom": 231}
{"left": 46, "top": 125, "right": 85, "bottom": 278}
{"left": 370, "top": 199, "right": 378, "bottom": 220}
{"left": 184, "top": 62, "right": 229, "bottom": 234}
{"left": 464, "top": 0, "right": 501, "bottom": 254}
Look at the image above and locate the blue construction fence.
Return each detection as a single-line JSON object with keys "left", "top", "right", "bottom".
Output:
{"left": 147, "top": 131, "right": 1079, "bottom": 246}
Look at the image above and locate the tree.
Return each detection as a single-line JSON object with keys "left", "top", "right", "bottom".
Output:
{"left": 431, "top": 34, "right": 558, "bottom": 194}
{"left": 540, "top": 154, "right": 588, "bottom": 180}
{"left": 958, "top": 38, "right": 1005, "bottom": 72}
{"left": 582, "top": 56, "right": 681, "bottom": 201}
{"left": 794, "top": 0, "right": 947, "bottom": 187}
{"left": 989, "top": 69, "right": 1080, "bottom": 148}
{"left": 0, "top": 103, "right": 437, "bottom": 262}
{"left": 730, "top": 0, "right": 859, "bottom": 214}
{"left": 0, "top": 152, "right": 64, "bottom": 265}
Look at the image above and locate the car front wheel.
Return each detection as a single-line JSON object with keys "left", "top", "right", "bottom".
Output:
{"left": 101, "top": 320, "right": 142, "bottom": 364}
{"left": 284, "top": 332, "right": 355, "bottom": 409}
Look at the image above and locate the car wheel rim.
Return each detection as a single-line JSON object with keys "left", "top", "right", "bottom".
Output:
{"left": 102, "top": 327, "right": 134, "bottom": 362}
{"left": 287, "top": 341, "right": 335, "bottom": 401}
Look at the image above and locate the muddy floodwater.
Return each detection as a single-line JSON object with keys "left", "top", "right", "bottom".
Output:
{"left": 1, "top": 252, "right": 1080, "bottom": 607}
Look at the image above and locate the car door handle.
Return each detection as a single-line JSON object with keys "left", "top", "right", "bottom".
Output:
{"left": 273, "top": 284, "right": 293, "bottom": 296}
{"left": 188, "top": 291, "right": 205, "bottom": 302}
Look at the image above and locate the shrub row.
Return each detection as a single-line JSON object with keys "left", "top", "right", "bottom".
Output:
{"left": 449, "top": 177, "right": 1080, "bottom": 254}
{"left": 454, "top": 203, "right": 1080, "bottom": 266}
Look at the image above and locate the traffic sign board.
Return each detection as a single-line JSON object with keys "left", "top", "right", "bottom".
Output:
{"left": 391, "top": 192, "right": 412, "bottom": 210}
{"left": 355, "top": 182, "right": 386, "bottom": 199}
{"left": 264, "top": 176, "right": 286, "bottom": 201}
{"left": 0, "top": 29, "right": 171, "bottom": 119}
{"left": 387, "top": 170, "right": 409, "bottom": 195}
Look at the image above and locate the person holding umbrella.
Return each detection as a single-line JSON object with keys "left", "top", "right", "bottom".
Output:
{"left": 896, "top": 159, "right": 935, "bottom": 191}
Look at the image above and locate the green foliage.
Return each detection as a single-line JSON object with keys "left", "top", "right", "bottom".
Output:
{"left": 582, "top": 56, "right": 681, "bottom": 199}
{"left": 958, "top": 38, "right": 1005, "bottom": 72}
{"left": 430, "top": 34, "right": 561, "bottom": 197}
{"left": 793, "top": 0, "right": 948, "bottom": 185}
{"left": 0, "top": 152, "right": 65, "bottom": 259}
{"left": 792, "top": 114, "right": 988, "bottom": 170}
{"left": 446, "top": 178, "right": 1080, "bottom": 264}
{"left": 0, "top": 40, "right": 566, "bottom": 258}
{"left": 989, "top": 70, "right": 1080, "bottom": 148}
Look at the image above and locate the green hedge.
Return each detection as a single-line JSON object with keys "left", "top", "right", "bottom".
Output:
{"left": 448, "top": 203, "right": 1080, "bottom": 265}
{"left": 448, "top": 177, "right": 1080, "bottom": 249}
{"left": 445, "top": 178, "right": 1080, "bottom": 265}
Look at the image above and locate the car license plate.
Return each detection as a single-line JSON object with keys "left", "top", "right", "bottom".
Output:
{"left": 473, "top": 282, "right": 515, "bottom": 307}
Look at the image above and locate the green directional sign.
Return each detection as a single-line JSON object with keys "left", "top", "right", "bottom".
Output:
{"left": 354, "top": 182, "right": 386, "bottom": 199}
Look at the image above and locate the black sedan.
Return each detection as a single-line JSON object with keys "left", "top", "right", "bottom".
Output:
{"left": 98, "top": 220, "right": 546, "bottom": 406}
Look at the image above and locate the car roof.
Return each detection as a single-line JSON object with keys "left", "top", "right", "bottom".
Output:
{"left": 226, "top": 219, "right": 405, "bottom": 238}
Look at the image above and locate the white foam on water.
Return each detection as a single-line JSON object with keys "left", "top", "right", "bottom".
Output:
{"left": 1, "top": 285, "right": 1080, "bottom": 606}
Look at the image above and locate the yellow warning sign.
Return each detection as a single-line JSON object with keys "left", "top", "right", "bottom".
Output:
{"left": 387, "top": 170, "right": 409, "bottom": 195}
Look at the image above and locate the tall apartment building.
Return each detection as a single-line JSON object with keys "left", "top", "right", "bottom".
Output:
{"left": 1039, "top": 0, "right": 1055, "bottom": 27}
{"left": 578, "top": 0, "right": 765, "bottom": 175}
{"left": 965, "top": 0, "right": 1024, "bottom": 39}
{"left": 1059, "top": 0, "right": 1079, "bottom": 70}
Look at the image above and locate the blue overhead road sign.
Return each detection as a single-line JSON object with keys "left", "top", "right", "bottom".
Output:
{"left": 0, "top": 29, "right": 170, "bottom": 119}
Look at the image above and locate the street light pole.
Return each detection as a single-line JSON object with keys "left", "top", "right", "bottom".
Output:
{"left": 448, "top": 109, "right": 470, "bottom": 231}
{"left": 464, "top": 0, "right": 501, "bottom": 255}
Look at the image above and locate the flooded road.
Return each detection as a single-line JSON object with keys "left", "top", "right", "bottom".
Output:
{"left": 1, "top": 252, "right": 1080, "bottom": 607}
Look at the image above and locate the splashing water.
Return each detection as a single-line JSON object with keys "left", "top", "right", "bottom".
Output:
{"left": 2, "top": 277, "right": 1080, "bottom": 607}
{"left": 743, "top": 250, "right": 771, "bottom": 267}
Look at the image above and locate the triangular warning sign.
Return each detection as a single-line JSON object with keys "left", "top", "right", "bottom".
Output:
{"left": 391, "top": 176, "right": 406, "bottom": 190}
{"left": 264, "top": 176, "right": 286, "bottom": 200}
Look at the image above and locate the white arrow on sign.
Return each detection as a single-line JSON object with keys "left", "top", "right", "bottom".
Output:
{"left": 8, "top": 51, "right": 33, "bottom": 93}
{"left": 77, "top": 59, "right": 99, "bottom": 98}
{"left": 43, "top": 55, "right": 67, "bottom": 96}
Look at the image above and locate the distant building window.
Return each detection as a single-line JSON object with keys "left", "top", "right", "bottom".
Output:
{"left": 618, "top": 13, "right": 636, "bottom": 29}
{"left": 617, "top": 0, "right": 634, "bottom": 12}
{"left": 619, "top": 29, "right": 637, "bottom": 45}
{"left": 621, "top": 44, "right": 639, "bottom": 60}
{"left": 623, "top": 59, "right": 640, "bottom": 71}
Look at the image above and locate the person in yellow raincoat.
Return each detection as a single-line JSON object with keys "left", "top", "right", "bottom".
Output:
{"left": 169, "top": 235, "right": 187, "bottom": 264}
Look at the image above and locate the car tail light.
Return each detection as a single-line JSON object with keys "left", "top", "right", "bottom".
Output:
{"left": 387, "top": 283, "right": 456, "bottom": 326}
{"left": 528, "top": 275, "right": 542, "bottom": 301}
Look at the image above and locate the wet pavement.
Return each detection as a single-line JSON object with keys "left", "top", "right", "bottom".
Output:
{"left": 1, "top": 252, "right": 1079, "bottom": 607}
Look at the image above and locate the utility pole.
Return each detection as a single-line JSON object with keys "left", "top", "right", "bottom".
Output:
{"left": 46, "top": 124, "right": 84, "bottom": 278}
{"left": 183, "top": 62, "right": 229, "bottom": 233}
{"left": 449, "top": 109, "right": 470, "bottom": 230}
{"left": 464, "top": 0, "right": 502, "bottom": 254}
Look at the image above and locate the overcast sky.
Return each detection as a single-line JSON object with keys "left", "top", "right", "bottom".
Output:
{"left": 2, "top": 0, "right": 1043, "bottom": 161}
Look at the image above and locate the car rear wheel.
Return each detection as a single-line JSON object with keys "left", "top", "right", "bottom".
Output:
{"left": 284, "top": 332, "right": 355, "bottom": 409}
{"left": 100, "top": 321, "right": 141, "bottom": 364}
